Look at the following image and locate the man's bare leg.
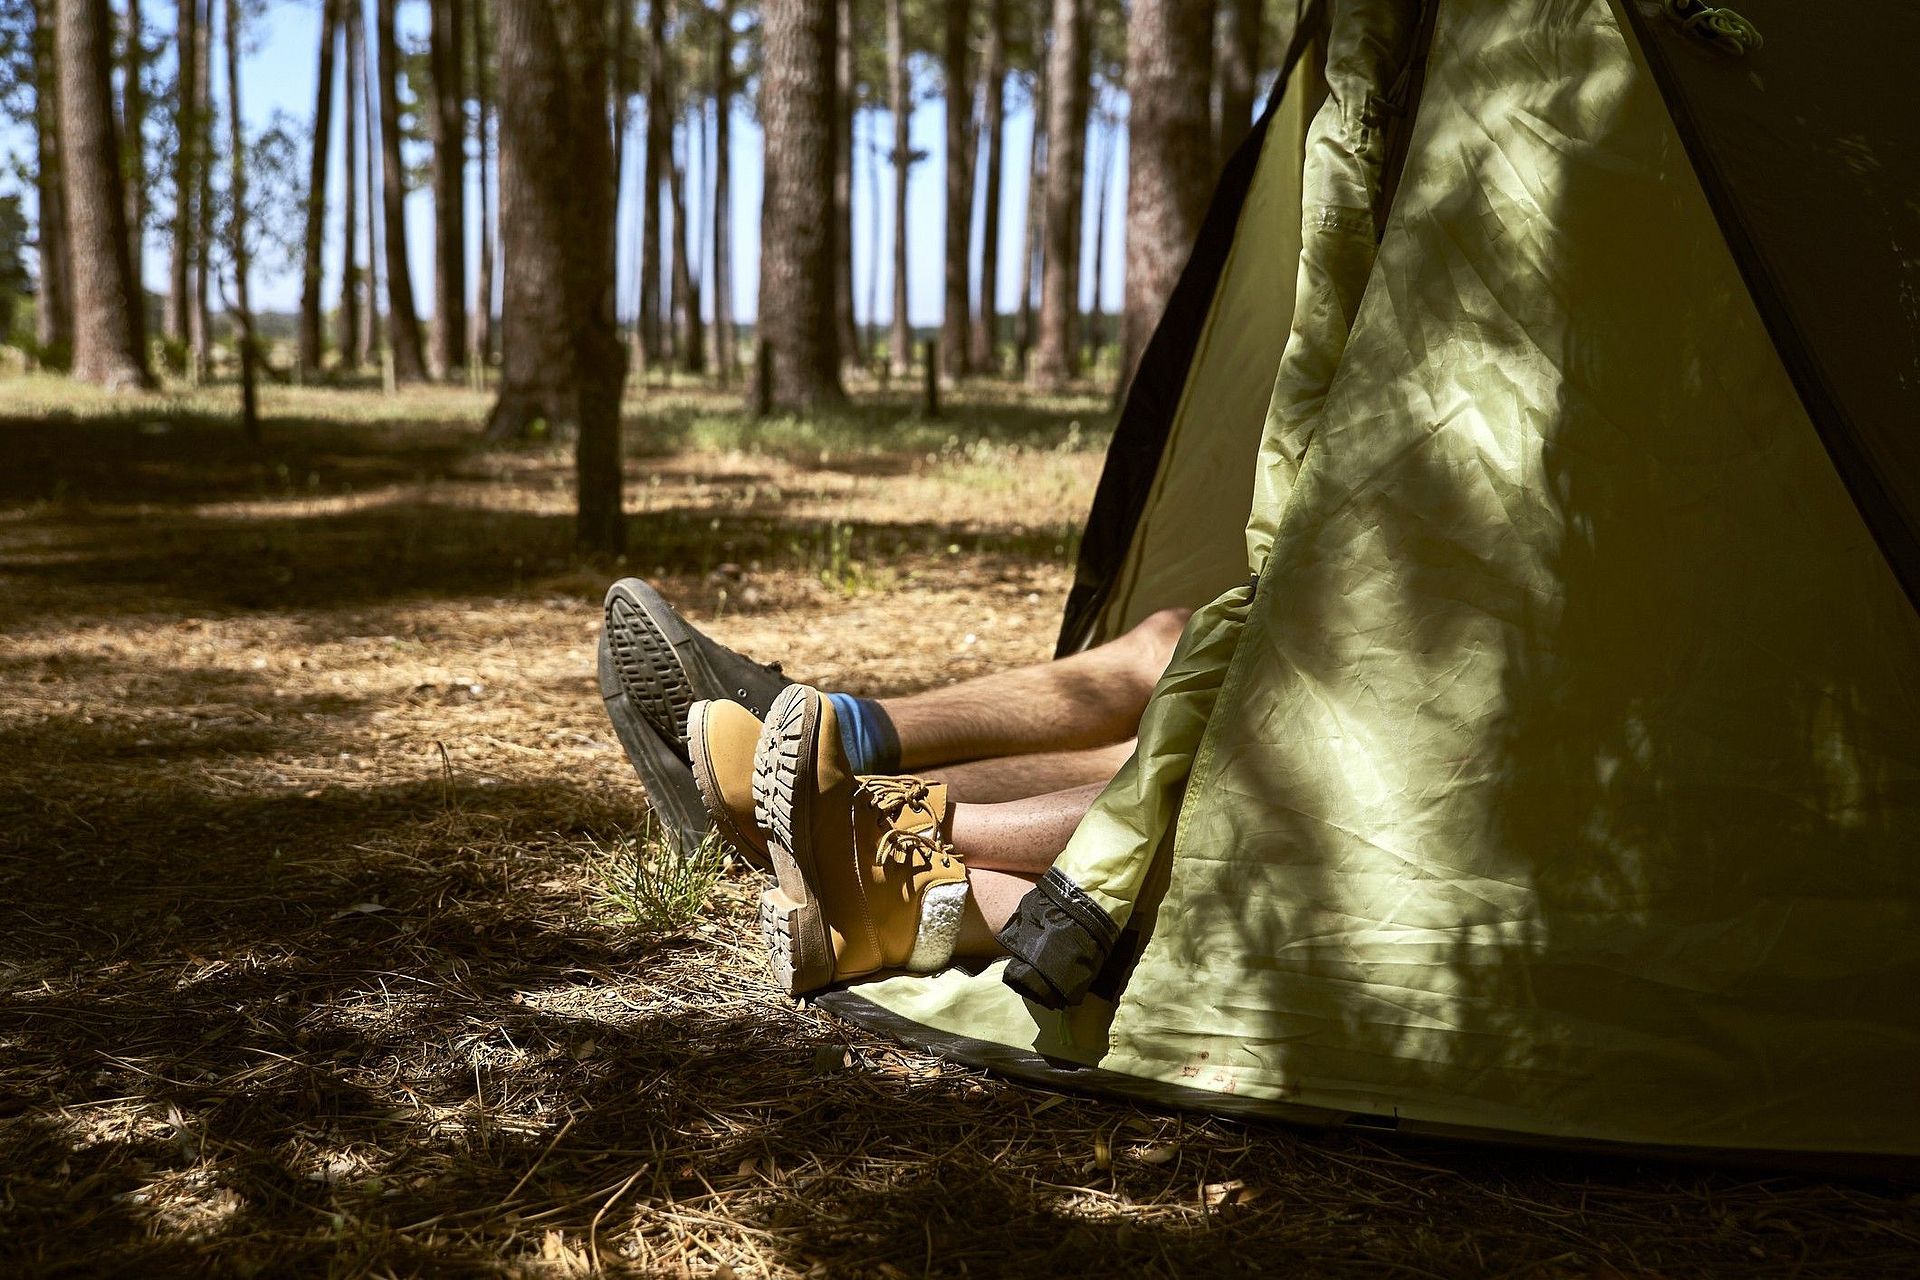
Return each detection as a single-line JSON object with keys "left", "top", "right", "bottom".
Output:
{"left": 882, "top": 608, "right": 1187, "bottom": 770}
{"left": 929, "top": 739, "right": 1134, "bottom": 804}
{"left": 930, "top": 782, "right": 1105, "bottom": 956}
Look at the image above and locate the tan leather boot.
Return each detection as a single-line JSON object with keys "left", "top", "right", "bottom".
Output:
{"left": 685, "top": 699, "right": 770, "bottom": 870}
{"left": 752, "top": 684, "right": 970, "bottom": 994}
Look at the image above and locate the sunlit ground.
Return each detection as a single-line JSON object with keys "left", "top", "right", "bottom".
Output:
{"left": 2, "top": 373, "right": 1913, "bottom": 1276}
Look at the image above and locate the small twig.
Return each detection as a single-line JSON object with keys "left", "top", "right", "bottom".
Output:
{"left": 500, "top": 1113, "right": 577, "bottom": 1209}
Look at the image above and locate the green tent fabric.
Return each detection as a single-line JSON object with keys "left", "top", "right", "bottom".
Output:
{"left": 820, "top": 0, "right": 1920, "bottom": 1163}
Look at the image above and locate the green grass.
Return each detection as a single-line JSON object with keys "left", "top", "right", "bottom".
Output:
{"left": 587, "top": 823, "right": 735, "bottom": 938}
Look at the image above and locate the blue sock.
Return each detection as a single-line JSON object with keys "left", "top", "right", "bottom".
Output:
{"left": 828, "top": 693, "right": 902, "bottom": 775}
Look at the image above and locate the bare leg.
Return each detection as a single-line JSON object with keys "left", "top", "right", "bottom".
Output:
{"left": 882, "top": 608, "right": 1187, "bottom": 769}
{"left": 941, "top": 782, "right": 1106, "bottom": 957}
{"left": 929, "top": 739, "right": 1134, "bottom": 804}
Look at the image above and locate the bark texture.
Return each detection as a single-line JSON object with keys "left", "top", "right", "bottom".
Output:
{"left": 939, "top": 0, "right": 971, "bottom": 378}
{"left": 375, "top": 0, "right": 427, "bottom": 381}
{"left": 754, "top": 0, "right": 844, "bottom": 410}
{"left": 57, "top": 0, "right": 151, "bottom": 388}
{"left": 298, "top": 0, "right": 339, "bottom": 376}
{"left": 122, "top": 0, "right": 145, "bottom": 298}
{"left": 1119, "top": 0, "right": 1215, "bottom": 392}
{"left": 969, "top": 0, "right": 1006, "bottom": 371}
{"left": 711, "top": 0, "right": 735, "bottom": 380}
{"left": 487, "top": 0, "right": 629, "bottom": 552}
{"left": 638, "top": 0, "right": 667, "bottom": 365}
{"left": 884, "top": 0, "right": 909, "bottom": 375}
{"left": 225, "top": 0, "right": 258, "bottom": 435}
{"left": 832, "top": 0, "right": 857, "bottom": 368}
{"left": 165, "top": 0, "right": 195, "bottom": 344}
{"left": 428, "top": 0, "right": 467, "bottom": 376}
{"left": 32, "top": 0, "right": 74, "bottom": 360}
{"left": 337, "top": 0, "right": 361, "bottom": 370}
{"left": 1028, "top": 0, "right": 1088, "bottom": 391}
{"left": 472, "top": 0, "right": 496, "bottom": 366}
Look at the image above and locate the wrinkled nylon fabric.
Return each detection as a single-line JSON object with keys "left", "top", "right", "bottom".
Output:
{"left": 846, "top": 0, "right": 1920, "bottom": 1154}
{"left": 1246, "top": 0, "right": 1424, "bottom": 569}
{"left": 1090, "top": 69, "right": 1320, "bottom": 644}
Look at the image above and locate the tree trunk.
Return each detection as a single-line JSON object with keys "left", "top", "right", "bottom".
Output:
{"left": 1119, "top": 0, "right": 1214, "bottom": 394}
{"left": 31, "top": 0, "right": 74, "bottom": 361}
{"left": 1028, "top": 0, "right": 1088, "bottom": 392}
{"left": 298, "top": 0, "right": 339, "bottom": 377}
{"left": 885, "top": 0, "right": 910, "bottom": 376}
{"left": 1015, "top": 49, "right": 1045, "bottom": 369}
{"left": 165, "top": 0, "right": 195, "bottom": 344}
{"left": 711, "top": 0, "right": 734, "bottom": 381}
{"left": 123, "top": 0, "right": 145, "bottom": 305}
{"left": 375, "top": 0, "right": 427, "bottom": 381}
{"left": 638, "top": 0, "right": 666, "bottom": 366}
{"left": 668, "top": 117, "right": 704, "bottom": 372}
{"left": 832, "top": 0, "right": 857, "bottom": 370}
{"left": 488, "top": 0, "right": 628, "bottom": 553}
{"left": 224, "top": 0, "right": 259, "bottom": 434}
{"left": 968, "top": 0, "right": 1005, "bottom": 371}
{"left": 1215, "top": 0, "right": 1261, "bottom": 168}
{"left": 427, "top": 0, "right": 466, "bottom": 377}
{"left": 754, "top": 0, "right": 844, "bottom": 410}
{"left": 939, "top": 0, "right": 971, "bottom": 379}
{"left": 337, "top": 0, "right": 360, "bottom": 371}
{"left": 356, "top": 0, "right": 382, "bottom": 364}
{"left": 58, "top": 0, "right": 151, "bottom": 388}
{"left": 191, "top": 0, "right": 211, "bottom": 380}
{"left": 472, "top": 0, "right": 495, "bottom": 367}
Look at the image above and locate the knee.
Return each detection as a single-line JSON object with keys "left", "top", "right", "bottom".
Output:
{"left": 1126, "top": 607, "right": 1190, "bottom": 684}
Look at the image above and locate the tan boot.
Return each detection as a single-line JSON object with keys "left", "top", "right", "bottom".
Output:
{"left": 752, "top": 684, "right": 970, "bottom": 994}
{"left": 685, "top": 700, "right": 770, "bottom": 870}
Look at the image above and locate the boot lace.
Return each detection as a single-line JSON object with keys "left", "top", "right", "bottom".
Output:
{"left": 858, "top": 776, "right": 957, "bottom": 870}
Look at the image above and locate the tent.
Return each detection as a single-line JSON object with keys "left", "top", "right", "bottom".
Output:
{"left": 816, "top": 0, "right": 1920, "bottom": 1165}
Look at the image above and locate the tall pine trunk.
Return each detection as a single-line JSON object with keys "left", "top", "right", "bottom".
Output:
{"left": 1119, "top": 0, "right": 1214, "bottom": 393}
{"left": 337, "top": 0, "right": 360, "bottom": 371}
{"left": 831, "top": 0, "right": 856, "bottom": 370}
{"left": 298, "top": 0, "right": 339, "bottom": 377}
{"left": 32, "top": 0, "right": 74, "bottom": 361}
{"left": 58, "top": 0, "right": 151, "bottom": 388}
{"left": 165, "top": 0, "right": 195, "bottom": 344}
{"left": 638, "top": 0, "right": 666, "bottom": 367}
{"left": 471, "top": 0, "right": 496, "bottom": 367}
{"left": 711, "top": 0, "right": 734, "bottom": 381}
{"left": 427, "top": 0, "right": 466, "bottom": 377}
{"left": 968, "top": 0, "right": 1005, "bottom": 371}
{"left": 1029, "top": 0, "right": 1088, "bottom": 392}
{"left": 224, "top": 0, "right": 259, "bottom": 434}
{"left": 359, "top": 8, "right": 384, "bottom": 365}
{"left": 123, "top": 0, "right": 145, "bottom": 306}
{"left": 376, "top": 0, "right": 427, "bottom": 381}
{"left": 755, "top": 0, "right": 843, "bottom": 410}
{"left": 938, "top": 0, "right": 971, "bottom": 378}
{"left": 884, "top": 0, "right": 909, "bottom": 376}
{"left": 668, "top": 117, "right": 704, "bottom": 372}
{"left": 488, "top": 0, "right": 628, "bottom": 552}
{"left": 1014, "top": 50, "right": 1045, "bottom": 369}
{"left": 190, "top": 0, "right": 212, "bottom": 380}
{"left": 1215, "top": 0, "right": 1261, "bottom": 167}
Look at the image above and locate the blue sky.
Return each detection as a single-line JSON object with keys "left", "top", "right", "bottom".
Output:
{"left": 7, "top": 0, "right": 1135, "bottom": 328}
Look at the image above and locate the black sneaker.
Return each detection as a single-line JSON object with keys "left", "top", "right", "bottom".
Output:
{"left": 598, "top": 578, "right": 795, "bottom": 852}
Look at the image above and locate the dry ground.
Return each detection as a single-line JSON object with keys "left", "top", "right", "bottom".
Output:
{"left": 1, "top": 377, "right": 1914, "bottom": 1278}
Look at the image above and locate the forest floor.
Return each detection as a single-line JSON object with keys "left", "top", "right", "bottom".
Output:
{"left": 1, "top": 374, "right": 1915, "bottom": 1278}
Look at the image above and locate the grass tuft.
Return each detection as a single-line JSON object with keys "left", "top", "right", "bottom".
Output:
{"left": 588, "top": 823, "right": 735, "bottom": 937}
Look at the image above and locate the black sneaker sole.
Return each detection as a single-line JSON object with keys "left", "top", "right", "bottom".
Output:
{"left": 599, "top": 580, "right": 708, "bottom": 853}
